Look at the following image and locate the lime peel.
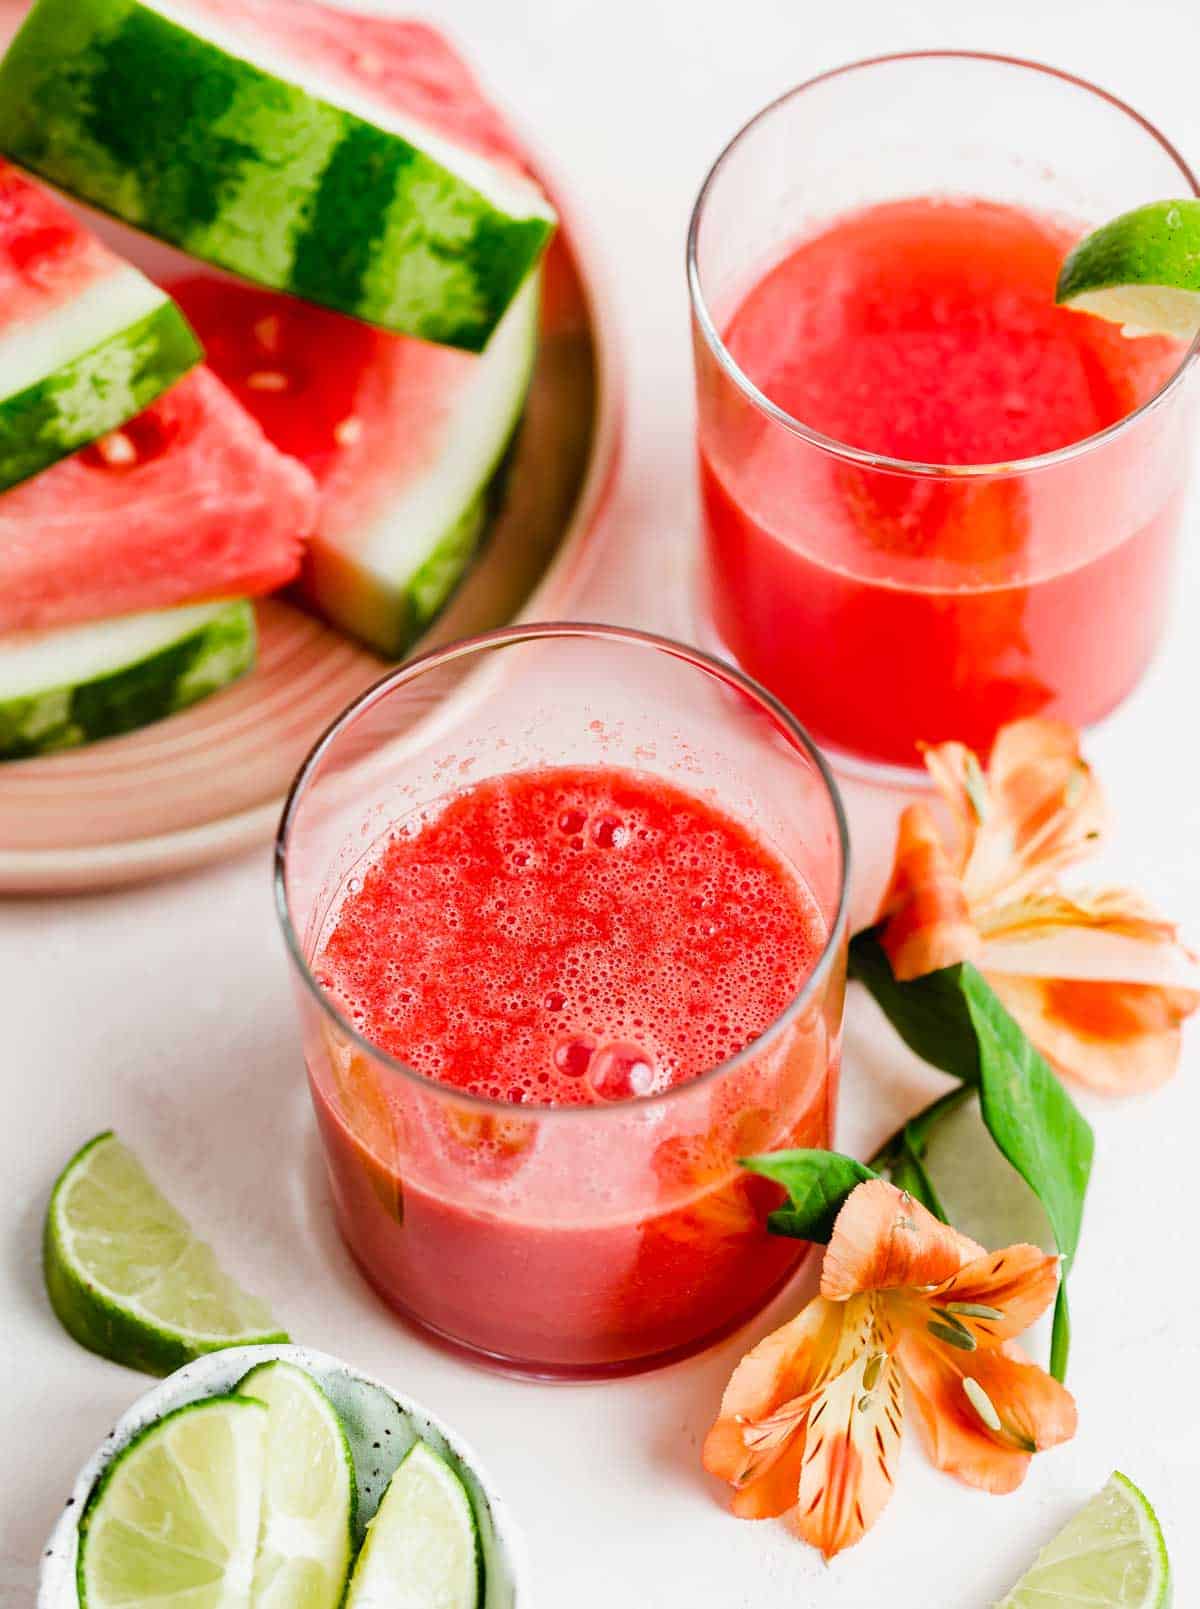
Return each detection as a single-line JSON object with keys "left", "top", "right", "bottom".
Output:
{"left": 996, "top": 1470, "right": 1171, "bottom": 1608}
{"left": 346, "top": 1439, "right": 481, "bottom": 1609}
{"left": 44, "top": 1130, "right": 288, "bottom": 1376}
{"left": 1057, "top": 199, "right": 1200, "bottom": 340}
{"left": 238, "top": 1360, "right": 356, "bottom": 1609}
{"left": 77, "top": 1393, "right": 268, "bottom": 1609}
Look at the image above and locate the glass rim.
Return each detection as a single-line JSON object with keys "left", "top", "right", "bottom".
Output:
{"left": 274, "top": 620, "right": 851, "bottom": 1121}
{"left": 686, "top": 48, "right": 1200, "bottom": 480}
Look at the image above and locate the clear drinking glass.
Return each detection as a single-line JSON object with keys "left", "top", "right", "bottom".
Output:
{"left": 275, "top": 624, "right": 849, "bottom": 1378}
{"left": 689, "top": 51, "right": 1200, "bottom": 777}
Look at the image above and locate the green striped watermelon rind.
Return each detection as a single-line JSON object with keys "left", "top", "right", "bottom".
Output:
{"left": 0, "top": 599, "right": 256, "bottom": 761}
{"left": 0, "top": 297, "right": 202, "bottom": 493}
{"left": 306, "top": 479, "right": 492, "bottom": 660}
{"left": 301, "top": 272, "right": 541, "bottom": 658}
{"left": 0, "top": 0, "right": 557, "bottom": 353}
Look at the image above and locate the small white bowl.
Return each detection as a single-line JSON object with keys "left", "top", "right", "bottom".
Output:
{"left": 38, "top": 1343, "right": 532, "bottom": 1608}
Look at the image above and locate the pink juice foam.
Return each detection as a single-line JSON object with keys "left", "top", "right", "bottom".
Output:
{"left": 316, "top": 766, "right": 824, "bottom": 1104}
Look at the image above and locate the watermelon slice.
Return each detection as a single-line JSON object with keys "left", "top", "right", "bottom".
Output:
{"left": 0, "top": 0, "right": 555, "bottom": 351}
{"left": 0, "top": 158, "right": 200, "bottom": 492}
{"left": 0, "top": 367, "right": 316, "bottom": 633}
{"left": 170, "top": 269, "right": 538, "bottom": 657}
{"left": 0, "top": 597, "right": 254, "bottom": 759}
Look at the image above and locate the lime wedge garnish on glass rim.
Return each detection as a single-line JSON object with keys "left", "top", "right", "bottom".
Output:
{"left": 1056, "top": 199, "right": 1200, "bottom": 338}
{"left": 77, "top": 1393, "right": 268, "bottom": 1609}
{"left": 237, "top": 1360, "right": 356, "bottom": 1609}
{"left": 44, "top": 1130, "right": 288, "bottom": 1376}
{"left": 996, "top": 1471, "right": 1171, "bottom": 1608}
{"left": 346, "top": 1440, "right": 482, "bottom": 1609}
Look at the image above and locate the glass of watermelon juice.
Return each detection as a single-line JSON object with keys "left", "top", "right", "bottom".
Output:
{"left": 689, "top": 52, "right": 1199, "bottom": 775}
{"left": 276, "top": 624, "right": 848, "bottom": 1377}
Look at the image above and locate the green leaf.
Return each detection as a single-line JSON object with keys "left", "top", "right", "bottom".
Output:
{"left": 875, "top": 1087, "right": 1056, "bottom": 1254}
{"left": 848, "top": 930, "right": 982, "bottom": 1082}
{"left": 869, "top": 1085, "right": 974, "bottom": 1222}
{"left": 741, "top": 1149, "right": 876, "bottom": 1243}
{"left": 849, "top": 928, "right": 1094, "bottom": 1381}
{"left": 1051, "top": 1282, "right": 1071, "bottom": 1382}
{"left": 961, "top": 968, "right": 1093, "bottom": 1284}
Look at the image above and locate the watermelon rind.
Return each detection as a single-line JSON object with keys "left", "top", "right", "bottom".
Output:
{"left": 0, "top": 598, "right": 256, "bottom": 760}
{"left": 303, "top": 273, "right": 540, "bottom": 658}
{"left": 0, "top": 0, "right": 556, "bottom": 352}
{"left": 0, "top": 276, "right": 201, "bottom": 493}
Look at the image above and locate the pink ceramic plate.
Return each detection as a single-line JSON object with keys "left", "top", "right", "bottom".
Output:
{"left": 0, "top": 25, "right": 622, "bottom": 892}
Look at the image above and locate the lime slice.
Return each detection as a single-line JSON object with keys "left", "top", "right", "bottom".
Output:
{"left": 996, "top": 1471, "right": 1171, "bottom": 1608}
{"left": 44, "top": 1131, "right": 288, "bottom": 1376}
{"left": 346, "top": 1440, "right": 481, "bottom": 1609}
{"left": 77, "top": 1393, "right": 268, "bottom": 1609}
{"left": 238, "top": 1361, "right": 356, "bottom": 1609}
{"left": 1056, "top": 200, "right": 1200, "bottom": 339}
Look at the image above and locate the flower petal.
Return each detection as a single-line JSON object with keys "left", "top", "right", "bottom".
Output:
{"left": 703, "top": 1298, "right": 848, "bottom": 1513}
{"left": 979, "top": 886, "right": 1200, "bottom": 987}
{"left": 731, "top": 1430, "right": 809, "bottom": 1520}
{"left": 821, "top": 1179, "right": 981, "bottom": 1301}
{"left": 920, "top": 740, "right": 986, "bottom": 869}
{"left": 983, "top": 720, "right": 1106, "bottom": 903}
{"left": 792, "top": 1348, "right": 904, "bottom": 1558}
{"left": 927, "top": 1245, "right": 1060, "bottom": 1346}
{"left": 897, "top": 1333, "right": 1077, "bottom": 1494}
{"left": 989, "top": 972, "right": 1199, "bottom": 1094}
{"left": 706, "top": 1298, "right": 847, "bottom": 1441}
{"left": 924, "top": 719, "right": 1106, "bottom": 914}
{"left": 877, "top": 803, "right": 980, "bottom": 981}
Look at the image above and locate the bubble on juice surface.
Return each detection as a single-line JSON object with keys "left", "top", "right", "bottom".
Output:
{"left": 554, "top": 1035, "right": 597, "bottom": 1078}
{"left": 592, "top": 815, "right": 628, "bottom": 849}
{"left": 589, "top": 1042, "right": 658, "bottom": 1100}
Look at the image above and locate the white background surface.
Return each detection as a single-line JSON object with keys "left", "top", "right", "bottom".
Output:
{"left": 4, "top": 0, "right": 1200, "bottom": 1604}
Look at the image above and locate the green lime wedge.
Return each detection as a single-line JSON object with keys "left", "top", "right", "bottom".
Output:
{"left": 44, "top": 1131, "right": 288, "bottom": 1376}
{"left": 996, "top": 1471, "right": 1171, "bottom": 1608}
{"left": 78, "top": 1393, "right": 268, "bottom": 1609}
{"left": 346, "top": 1440, "right": 481, "bottom": 1609}
{"left": 238, "top": 1361, "right": 356, "bottom": 1609}
{"left": 1057, "top": 200, "right": 1200, "bottom": 339}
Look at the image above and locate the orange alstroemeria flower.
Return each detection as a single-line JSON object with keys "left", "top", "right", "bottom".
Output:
{"left": 877, "top": 717, "right": 1199, "bottom": 1093}
{"left": 703, "top": 1179, "right": 1075, "bottom": 1558}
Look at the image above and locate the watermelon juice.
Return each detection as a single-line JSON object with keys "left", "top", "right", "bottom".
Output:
{"left": 695, "top": 195, "right": 1189, "bottom": 768}
{"left": 278, "top": 626, "right": 848, "bottom": 1377}
{"left": 689, "top": 54, "right": 1200, "bottom": 773}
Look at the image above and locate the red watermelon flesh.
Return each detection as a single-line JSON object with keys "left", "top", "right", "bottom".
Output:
{"left": 174, "top": 0, "right": 533, "bottom": 176}
{"left": 169, "top": 274, "right": 476, "bottom": 537}
{"left": 0, "top": 157, "right": 128, "bottom": 324}
{"left": 0, "top": 367, "right": 316, "bottom": 632}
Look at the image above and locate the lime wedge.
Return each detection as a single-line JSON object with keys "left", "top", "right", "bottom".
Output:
{"left": 1056, "top": 200, "right": 1200, "bottom": 339}
{"left": 346, "top": 1440, "right": 481, "bottom": 1609}
{"left": 44, "top": 1131, "right": 288, "bottom": 1376}
{"left": 78, "top": 1393, "right": 268, "bottom": 1609}
{"left": 996, "top": 1471, "right": 1171, "bottom": 1608}
{"left": 238, "top": 1361, "right": 356, "bottom": 1609}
